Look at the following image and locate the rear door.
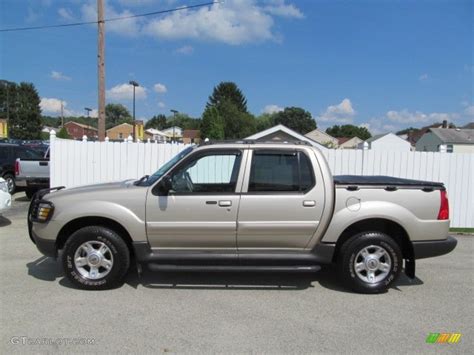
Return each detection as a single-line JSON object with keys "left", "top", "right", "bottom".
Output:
{"left": 237, "top": 148, "right": 325, "bottom": 250}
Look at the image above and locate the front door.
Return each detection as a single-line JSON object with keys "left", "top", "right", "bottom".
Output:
{"left": 237, "top": 148, "right": 325, "bottom": 250}
{"left": 146, "top": 148, "right": 245, "bottom": 250}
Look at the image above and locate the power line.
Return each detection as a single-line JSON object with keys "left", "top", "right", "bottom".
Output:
{"left": 0, "top": 1, "right": 220, "bottom": 33}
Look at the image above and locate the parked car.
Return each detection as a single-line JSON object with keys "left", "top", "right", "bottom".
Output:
{"left": 0, "top": 143, "right": 45, "bottom": 194}
{"left": 16, "top": 147, "right": 50, "bottom": 199}
{"left": 0, "top": 177, "right": 12, "bottom": 214}
{"left": 28, "top": 141, "right": 456, "bottom": 292}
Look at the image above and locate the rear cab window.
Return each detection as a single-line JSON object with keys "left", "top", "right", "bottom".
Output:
{"left": 248, "top": 149, "right": 315, "bottom": 193}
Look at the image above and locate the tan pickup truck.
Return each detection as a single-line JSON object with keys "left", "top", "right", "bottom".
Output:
{"left": 28, "top": 141, "right": 456, "bottom": 293}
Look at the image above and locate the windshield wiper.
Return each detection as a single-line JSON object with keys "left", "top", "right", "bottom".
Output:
{"left": 134, "top": 175, "right": 149, "bottom": 186}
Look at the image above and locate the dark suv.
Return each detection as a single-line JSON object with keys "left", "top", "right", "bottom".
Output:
{"left": 0, "top": 143, "right": 43, "bottom": 194}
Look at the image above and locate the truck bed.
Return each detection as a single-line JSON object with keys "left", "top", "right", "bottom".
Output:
{"left": 334, "top": 175, "right": 444, "bottom": 189}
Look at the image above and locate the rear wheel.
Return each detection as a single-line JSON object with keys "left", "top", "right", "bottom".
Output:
{"left": 62, "top": 226, "right": 130, "bottom": 290}
{"left": 3, "top": 174, "right": 15, "bottom": 194}
{"left": 338, "top": 232, "right": 402, "bottom": 294}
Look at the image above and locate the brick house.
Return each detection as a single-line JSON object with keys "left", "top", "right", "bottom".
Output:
{"left": 106, "top": 121, "right": 144, "bottom": 141}
{"left": 64, "top": 121, "right": 98, "bottom": 140}
{"left": 182, "top": 130, "right": 201, "bottom": 144}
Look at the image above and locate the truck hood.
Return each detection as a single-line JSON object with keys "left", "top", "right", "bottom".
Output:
{"left": 44, "top": 179, "right": 146, "bottom": 201}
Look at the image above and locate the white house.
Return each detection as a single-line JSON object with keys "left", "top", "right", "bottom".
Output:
{"left": 416, "top": 128, "right": 474, "bottom": 153}
{"left": 162, "top": 126, "right": 183, "bottom": 140}
{"left": 359, "top": 133, "right": 411, "bottom": 151}
{"left": 145, "top": 128, "right": 170, "bottom": 142}
{"left": 246, "top": 124, "right": 327, "bottom": 151}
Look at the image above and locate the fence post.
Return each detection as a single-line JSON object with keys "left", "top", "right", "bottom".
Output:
{"left": 82, "top": 135, "right": 88, "bottom": 142}
{"left": 127, "top": 135, "right": 133, "bottom": 143}
{"left": 105, "top": 136, "right": 109, "bottom": 142}
{"left": 50, "top": 129, "right": 56, "bottom": 141}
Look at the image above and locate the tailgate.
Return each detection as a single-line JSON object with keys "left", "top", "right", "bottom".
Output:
{"left": 18, "top": 159, "right": 50, "bottom": 179}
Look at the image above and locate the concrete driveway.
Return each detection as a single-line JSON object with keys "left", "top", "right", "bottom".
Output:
{"left": 0, "top": 193, "right": 472, "bottom": 353}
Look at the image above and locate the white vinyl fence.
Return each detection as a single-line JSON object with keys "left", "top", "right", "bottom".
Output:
{"left": 50, "top": 137, "right": 474, "bottom": 228}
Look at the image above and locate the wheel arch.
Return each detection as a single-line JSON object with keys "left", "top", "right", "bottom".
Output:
{"left": 332, "top": 218, "right": 414, "bottom": 263}
{"left": 56, "top": 216, "right": 135, "bottom": 257}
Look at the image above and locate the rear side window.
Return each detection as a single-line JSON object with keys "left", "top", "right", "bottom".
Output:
{"left": 248, "top": 150, "right": 315, "bottom": 193}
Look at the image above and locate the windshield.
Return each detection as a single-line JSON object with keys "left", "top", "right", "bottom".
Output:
{"left": 142, "top": 146, "right": 194, "bottom": 186}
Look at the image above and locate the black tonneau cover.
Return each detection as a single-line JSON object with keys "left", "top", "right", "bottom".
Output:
{"left": 334, "top": 175, "right": 444, "bottom": 189}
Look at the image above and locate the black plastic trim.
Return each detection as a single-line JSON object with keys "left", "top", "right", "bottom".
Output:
{"left": 30, "top": 230, "right": 57, "bottom": 258}
{"left": 412, "top": 236, "right": 457, "bottom": 259}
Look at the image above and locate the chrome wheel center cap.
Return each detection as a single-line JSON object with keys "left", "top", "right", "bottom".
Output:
{"left": 365, "top": 257, "right": 379, "bottom": 270}
{"left": 88, "top": 253, "right": 102, "bottom": 266}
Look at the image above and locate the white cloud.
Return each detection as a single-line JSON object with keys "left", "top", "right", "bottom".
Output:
{"left": 40, "top": 98, "right": 75, "bottom": 116}
{"left": 264, "top": 0, "right": 304, "bottom": 19}
{"left": 158, "top": 102, "right": 166, "bottom": 108}
{"left": 262, "top": 104, "right": 284, "bottom": 114}
{"left": 175, "top": 45, "right": 194, "bottom": 55}
{"left": 153, "top": 83, "right": 167, "bottom": 94}
{"left": 81, "top": 1, "right": 140, "bottom": 36}
{"left": 144, "top": 1, "right": 276, "bottom": 45}
{"left": 107, "top": 83, "right": 147, "bottom": 100}
{"left": 465, "top": 105, "right": 474, "bottom": 117}
{"left": 58, "top": 8, "right": 74, "bottom": 21}
{"left": 418, "top": 73, "right": 429, "bottom": 81}
{"left": 118, "top": 0, "right": 159, "bottom": 6}
{"left": 317, "top": 98, "right": 356, "bottom": 123}
{"left": 50, "top": 70, "right": 71, "bottom": 81}
{"left": 359, "top": 120, "right": 397, "bottom": 135}
{"left": 386, "top": 110, "right": 457, "bottom": 124}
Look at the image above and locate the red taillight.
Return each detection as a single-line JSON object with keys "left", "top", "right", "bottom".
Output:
{"left": 15, "top": 160, "right": 20, "bottom": 176}
{"left": 437, "top": 190, "right": 449, "bottom": 220}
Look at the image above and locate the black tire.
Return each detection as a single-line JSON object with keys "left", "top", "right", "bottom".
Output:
{"left": 25, "top": 188, "right": 38, "bottom": 200}
{"left": 62, "top": 226, "right": 130, "bottom": 290}
{"left": 338, "top": 231, "right": 402, "bottom": 294}
{"left": 3, "top": 173, "right": 15, "bottom": 194}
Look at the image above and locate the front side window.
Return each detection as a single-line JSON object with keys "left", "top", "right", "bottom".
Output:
{"left": 248, "top": 150, "right": 315, "bottom": 193}
{"left": 169, "top": 151, "right": 242, "bottom": 194}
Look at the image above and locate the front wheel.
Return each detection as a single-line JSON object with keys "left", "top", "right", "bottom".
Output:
{"left": 338, "top": 232, "right": 402, "bottom": 294}
{"left": 62, "top": 226, "right": 130, "bottom": 290}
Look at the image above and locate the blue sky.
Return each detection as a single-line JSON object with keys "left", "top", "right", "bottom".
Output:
{"left": 1, "top": 0, "right": 472, "bottom": 133}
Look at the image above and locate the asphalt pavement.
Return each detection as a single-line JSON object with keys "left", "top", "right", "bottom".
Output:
{"left": 0, "top": 192, "right": 472, "bottom": 353}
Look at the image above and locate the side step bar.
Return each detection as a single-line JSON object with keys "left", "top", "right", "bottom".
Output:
{"left": 148, "top": 264, "right": 321, "bottom": 273}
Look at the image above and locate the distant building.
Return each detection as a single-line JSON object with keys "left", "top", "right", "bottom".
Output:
{"left": 359, "top": 133, "right": 411, "bottom": 151}
{"left": 416, "top": 128, "right": 474, "bottom": 153}
{"left": 162, "top": 126, "right": 183, "bottom": 141}
{"left": 0, "top": 119, "right": 7, "bottom": 138}
{"left": 64, "top": 121, "right": 98, "bottom": 140}
{"left": 246, "top": 124, "right": 327, "bottom": 150}
{"left": 145, "top": 128, "right": 170, "bottom": 142}
{"left": 182, "top": 130, "right": 201, "bottom": 144}
{"left": 305, "top": 129, "right": 338, "bottom": 147}
{"left": 338, "top": 136, "right": 363, "bottom": 149}
{"left": 106, "top": 121, "right": 145, "bottom": 141}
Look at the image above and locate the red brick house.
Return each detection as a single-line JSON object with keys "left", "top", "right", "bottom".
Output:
{"left": 64, "top": 121, "right": 98, "bottom": 140}
{"left": 182, "top": 130, "right": 201, "bottom": 144}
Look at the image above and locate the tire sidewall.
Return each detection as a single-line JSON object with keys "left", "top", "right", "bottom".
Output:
{"left": 341, "top": 232, "right": 402, "bottom": 293}
{"left": 62, "top": 226, "right": 129, "bottom": 290}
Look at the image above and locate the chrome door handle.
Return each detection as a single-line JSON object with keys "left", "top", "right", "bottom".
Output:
{"left": 303, "top": 200, "right": 316, "bottom": 207}
{"left": 219, "top": 200, "right": 232, "bottom": 207}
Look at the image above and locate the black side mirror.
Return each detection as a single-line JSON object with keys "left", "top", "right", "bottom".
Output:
{"left": 159, "top": 176, "right": 173, "bottom": 195}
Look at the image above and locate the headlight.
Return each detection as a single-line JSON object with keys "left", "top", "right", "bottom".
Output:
{"left": 0, "top": 181, "right": 8, "bottom": 193}
{"left": 30, "top": 200, "right": 54, "bottom": 222}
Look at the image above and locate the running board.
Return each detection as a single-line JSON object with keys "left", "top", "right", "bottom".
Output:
{"left": 147, "top": 264, "right": 321, "bottom": 273}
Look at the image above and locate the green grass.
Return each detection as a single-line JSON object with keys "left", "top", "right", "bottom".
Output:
{"left": 450, "top": 228, "right": 474, "bottom": 234}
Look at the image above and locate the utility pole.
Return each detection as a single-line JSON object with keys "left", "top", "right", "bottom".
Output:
{"left": 97, "top": 0, "right": 106, "bottom": 141}
{"left": 129, "top": 80, "right": 139, "bottom": 141}
{"left": 170, "top": 109, "right": 178, "bottom": 142}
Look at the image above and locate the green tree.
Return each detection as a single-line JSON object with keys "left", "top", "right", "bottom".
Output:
{"left": 56, "top": 127, "right": 70, "bottom": 139}
{"left": 7, "top": 82, "right": 42, "bottom": 139}
{"left": 145, "top": 114, "right": 167, "bottom": 130}
{"left": 255, "top": 113, "right": 276, "bottom": 132}
{"left": 326, "top": 124, "right": 371, "bottom": 140}
{"left": 168, "top": 113, "right": 201, "bottom": 130}
{"left": 272, "top": 107, "right": 316, "bottom": 135}
{"left": 201, "top": 106, "right": 225, "bottom": 140}
{"left": 217, "top": 99, "right": 256, "bottom": 139}
{"left": 206, "top": 82, "right": 248, "bottom": 113}
{"left": 105, "top": 103, "right": 132, "bottom": 129}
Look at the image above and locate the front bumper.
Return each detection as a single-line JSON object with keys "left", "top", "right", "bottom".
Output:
{"left": 30, "top": 229, "right": 57, "bottom": 258}
{"left": 412, "top": 236, "right": 457, "bottom": 259}
{"left": 0, "top": 191, "right": 11, "bottom": 212}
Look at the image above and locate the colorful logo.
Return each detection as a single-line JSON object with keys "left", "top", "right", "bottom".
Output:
{"left": 426, "top": 333, "right": 462, "bottom": 344}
